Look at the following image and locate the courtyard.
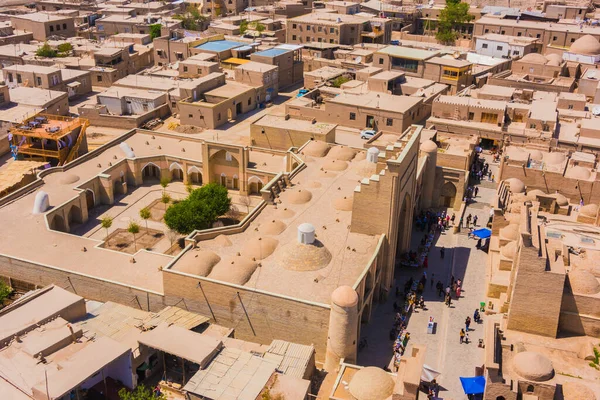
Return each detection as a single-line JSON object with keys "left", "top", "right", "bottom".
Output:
{"left": 72, "top": 180, "right": 262, "bottom": 256}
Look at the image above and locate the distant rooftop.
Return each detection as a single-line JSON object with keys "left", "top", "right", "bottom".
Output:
{"left": 194, "top": 39, "right": 245, "bottom": 52}
{"left": 377, "top": 45, "right": 439, "bottom": 60}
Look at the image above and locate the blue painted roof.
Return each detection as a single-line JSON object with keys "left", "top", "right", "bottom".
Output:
{"left": 254, "top": 48, "right": 289, "bottom": 57}
{"left": 194, "top": 40, "right": 245, "bottom": 52}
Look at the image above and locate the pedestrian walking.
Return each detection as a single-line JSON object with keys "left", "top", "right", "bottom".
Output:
{"left": 440, "top": 246, "right": 445, "bottom": 259}
{"left": 473, "top": 215, "right": 478, "bottom": 226}
{"left": 459, "top": 217, "right": 463, "bottom": 228}
{"left": 430, "top": 273, "right": 434, "bottom": 288}
{"left": 465, "top": 316, "right": 471, "bottom": 331}
{"left": 451, "top": 213, "right": 455, "bottom": 225}
{"left": 436, "top": 281, "right": 443, "bottom": 297}
{"left": 466, "top": 214, "right": 472, "bottom": 226}
{"left": 465, "top": 332, "right": 470, "bottom": 344}
{"left": 460, "top": 329, "right": 465, "bottom": 344}
{"left": 474, "top": 186, "right": 479, "bottom": 197}
{"left": 445, "top": 285, "right": 451, "bottom": 296}
{"left": 456, "top": 285, "right": 462, "bottom": 299}
{"left": 491, "top": 174, "right": 495, "bottom": 182}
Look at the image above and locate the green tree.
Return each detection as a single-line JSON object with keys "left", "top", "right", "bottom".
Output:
{"left": 331, "top": 76, "right": 350, "bottom": 88}
{"left": 128, "top": 221, "right": 140, "bottom": 251}
{"left": 172, "top": 5, "right": 207, "bottom": 31}
{"left": 435, "top": 0, "right": 473, "bottom": 44}
{"left": 101, "top": 216, "right": 113, "bottom": 244}
{"left": 36, "top": 42, "right": 57, "bottom": 58}
{"left": 164, "top": 183, "right": 231, "bottom": 234}
{"left": 119, "top": 385, "right": 166, "bottom": 400}
{"left": 149, "top": 24, "right": 162, "bottom": 40}
{"left": 160, "top": 177, "right": 170, "bottom": 194}
{"left": 161, "top": 192, "right": 172, "bottom": 210}
{"left": 139, "top": 207, "right": 151, "bottom": 232}
{"left": 239, "top": 19, "right": 249, "bottom": 34}
{"left": 0, "top": 280, "right": 13, "bottom": 304}
{"left": 253, "top": 22, "right": 266, "bottom": 36}
{"left": 57, "top": 42, "right": 73, "bottom": 54}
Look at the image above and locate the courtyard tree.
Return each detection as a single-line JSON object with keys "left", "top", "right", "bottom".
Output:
{"left": 0, "top": 280, "right": 13, "bottom": 305}
{"left": 435, "top": 0, "right": 473, "bottom": 45}
{"left": 160, "top": 177, "right": 170, "bottom": 194}
{"left": 101, "top": 216, "right": 113, "bottom": 244}
{"left": 167, "top": 229, "right": 179, "bottom": 247}
{"left": 239, "top": 195, "right": 252, "bottom": 214}
{"left": 172, "top": 5, "right": 207, "bottom": 31}
{"left": 139, "top": 207, "right": 151, "bottom": 232}
{"left": 119, "top": 385, "right": 166, "bottom": 400}
{"left": 36, "top": 42, "right": 57, "bottom": 58}
{"left": 149, "top": 24, "right": 162, "bottom": 40}
{"left": 164, "top": 183, "right": 231, "bottom": 234}
{"left": 252, "top": 22, "right": 266, "bottom": 37}
{"left": 161, "top": 192, "right": 171, "bottom": 210}
{"left": 128, "top": 221, "right": 140, "bottom": 251}
{"left": 239, "top": 19, "right": 249, "bottom": 34}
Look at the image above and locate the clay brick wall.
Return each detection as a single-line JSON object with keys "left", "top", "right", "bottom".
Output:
{"left": 162, "top": 270, "right": 331, "bottom": 360}
{"left": 500, "top": 163, "right": 600, "bottom": 205}
{"left": 250, "top": 121, "right": 336, "bottom": 150}
{"left": 0, "top": 255, "right": 165, "bottom": 312}
{"left": 506, "top": 245, "right": 565, "bottom": 336}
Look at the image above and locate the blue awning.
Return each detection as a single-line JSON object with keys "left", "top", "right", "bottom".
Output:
{"left": 473, "top": 228, "right": 491, "bottom": 239}
{"left": 460, "top": 376, "right": 486, "bottom": 395}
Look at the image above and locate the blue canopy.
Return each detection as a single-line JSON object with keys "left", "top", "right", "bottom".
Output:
{"left": 472, "top": 228, "right": 491, "bottom": 239}
{"left": 460, "top": 376, "right": 486, "bottom": 395}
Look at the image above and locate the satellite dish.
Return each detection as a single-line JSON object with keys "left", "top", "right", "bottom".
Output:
{"left": 592, "top": 106, "right": 600, "bottom": 116}
{"left": 355, "top": 56, "right": 362, "bottom": 63}
{"left": 588, "top": 70, "right": 597, "bottom": 79}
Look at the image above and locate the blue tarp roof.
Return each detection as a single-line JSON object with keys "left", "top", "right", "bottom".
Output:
{"left": 473, "top": 228, "right": 492, "bottom": 239}
{"left": 254, "top": 48, "right": 289, "bottom": 57}
{"left": 460, "top": 376, "right": 486, "bottom": 395}
{"left": 194, "top": 40, "right": 245, "bottom": 52}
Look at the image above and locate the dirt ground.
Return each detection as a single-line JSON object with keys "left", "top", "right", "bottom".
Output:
{"left": 147, "top": 198, "right": 172, "bottom": 221}
{"left": 102, "top": 228, "right": 164, "bottom": 254}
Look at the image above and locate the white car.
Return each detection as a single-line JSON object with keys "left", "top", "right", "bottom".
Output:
{"left": 360, "top": 129, "right": 376, "bottom": 140}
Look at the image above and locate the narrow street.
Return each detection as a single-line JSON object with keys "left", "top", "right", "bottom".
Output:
{"left": 357, "top": 154, "right": 500, "bottom": 399}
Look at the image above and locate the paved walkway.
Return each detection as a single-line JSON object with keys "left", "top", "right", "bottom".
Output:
{"left": 357, "top": 154, "right": 500, "bottom": 399}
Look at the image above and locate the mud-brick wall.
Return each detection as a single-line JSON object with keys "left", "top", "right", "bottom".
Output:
{"left": 506, "top": 246, "right": 565, "bottom": 337}
{"left": 162, "top": 270, "right": 331, "bottom": 360}
{"left": 0, "top": 255, "right": 165, "bottom": 312}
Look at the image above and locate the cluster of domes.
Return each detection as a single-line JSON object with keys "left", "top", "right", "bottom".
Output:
{"left": 520, "top": 52, "right": 562, "bottom": 66}
{"left": 303, "top": 140, "right": 330, "bottom": 157}
{"left": 208, "top": 255, "right": 258, "bottom": 285}
{"left": 327, "top": 146, "right": 357, "bottom": 161}
{"left": 176, "top": 250, "right": 221, "bottom": 276}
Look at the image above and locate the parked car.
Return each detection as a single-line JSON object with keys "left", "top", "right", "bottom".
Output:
{"left": 360, "top": 129, "right": 376, "bottom": 140}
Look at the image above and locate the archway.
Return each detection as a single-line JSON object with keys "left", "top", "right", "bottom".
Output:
{"left": 68, "top": 205, "right": 82, "bottom": 225}
{"left": 50, "top": 215, "right": 66, "bottom": 232}
{"left": 141, "top": 163, "right": 160, "bottom": 183}
{"left": 440, "top": 181, "right": 457, "bottom": 207}
{"left": 85, "top": 189, "right": 95, "bottom": 209}
{"left": 169, "top": 162, "right": 184, "bottom": 181}
{"left": 187, "top": 166, "right": 203, "bottom": 185}
{"left": 396, "top": 193, "right": 411, "bottom": 259}
{"left": 248, "top": 176, "right": 264, "bottom": 195}
{"left": 220, "top": 173, "right": 227, "bottom": 187}
{"left": 232, "top": 174, "right": 239, "bottom": 190}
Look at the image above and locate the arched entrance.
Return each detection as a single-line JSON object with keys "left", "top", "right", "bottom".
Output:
{"left": 220, "top": 173, "right": 227, "bottom": 187}
{"left": 227, "top": 108, "right": 233, "bottom": 121}
{"left": 169, "top": 162, "right": 183, "bottom": 181}
{"left": 85, "top": 189, "right": 95, "bottom": 209}
{"left": 50, "top": 215, "right": 66, "bottom": 232}
{"left": 232, "top": 174, "right": 239, "bottom": 190}
{"left": 248, "top": 176, "right": 264, "bottom": 195}
{"left": 396, "top": 193, "right": 411, "bottom": 258}
{"left": 440, "top": 181, "right": 457, "bottom": 207}
{"left": 142, "top": 163, "right": 160, "bottom": 183}
{"left": 68, "top": 205, "right": 82, "bottom": 225}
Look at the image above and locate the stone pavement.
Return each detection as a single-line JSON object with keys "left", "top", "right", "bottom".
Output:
{"left": 357, "top": 154, "right": 500, "bottom": 399}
